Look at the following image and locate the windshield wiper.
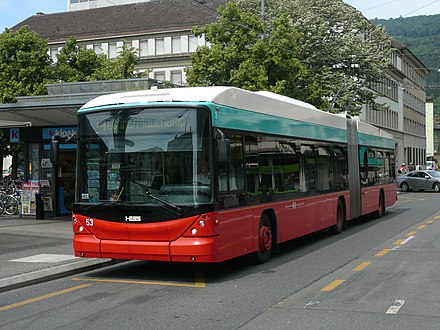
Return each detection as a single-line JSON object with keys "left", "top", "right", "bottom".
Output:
{"left": 132, "top": 180, "right": 184, "bottom": 216}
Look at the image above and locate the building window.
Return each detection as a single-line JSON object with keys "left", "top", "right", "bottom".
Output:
{"left": 188, "top": 35, "right": 198, "bottom": 52}
{"left": 70, "top": 0, "right": 79, "bottom": 3}
{"left": 155, "top": 71, "right": 165, "bottom": 82}
{"left": 50, "top": 48, "right": 59, "bottom": 62}
{"left": 171, "top": 71, "right": 182, "bottom": 85}
{"left": 93, "top": 44, "right": 102, "bottom": 55}
{"left": 172, "top": 36, "right": 181, "bottom": 54}
{"left": 108, "top": 42, "right": 117, "bottom": 59}
{"left": 139, "top": 40, "right": 148, "bottom": 57}
{"left": 155, "top": 38, "right": 165, "bottom": 55}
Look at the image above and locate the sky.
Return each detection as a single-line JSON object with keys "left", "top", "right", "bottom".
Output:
{"left": 1, "top": 0, "right": 440, "bottom": 32}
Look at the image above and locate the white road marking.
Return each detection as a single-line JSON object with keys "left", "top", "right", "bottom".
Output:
{"left": 303, "top": 301, "right": 320, "bottom": 308}
{"left": 386, "top": 299, "right": 405, "bottom": 314}
{"left": 10, "top": 254, "right": 77, "bottom": 263}
{"left": 400, "top": 236, "right": 415, "bottom": 245}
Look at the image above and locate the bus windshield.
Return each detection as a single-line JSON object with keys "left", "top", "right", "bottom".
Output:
{"left": 76, "top": 107, "right": 212, "bottom": 206}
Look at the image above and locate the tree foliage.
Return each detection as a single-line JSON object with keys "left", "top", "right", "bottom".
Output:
{"left": 186, "top": 2, "right": 325, "bottom": 107}
{"left": 0, "top": 26, "right": 53, "bottom": 103}
{"left": 187, "top": 0, "right": 392, "bottom": 114}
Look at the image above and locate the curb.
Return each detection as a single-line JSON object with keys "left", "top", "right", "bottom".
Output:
{"left": 0, "top": 258, "right": 122, "bottom": 293}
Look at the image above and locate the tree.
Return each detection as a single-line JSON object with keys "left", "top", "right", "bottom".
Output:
{"left": 186, "top": 2, "right": 326, "bottom": 107}
{"left": 240, "top": 0, "right": 392, "bottom": 114}
{"left": 0, "top": 26, "right": 53, "bottom": 103}
{"left": 188, "top": 0, "right": 392, "bottom": 114}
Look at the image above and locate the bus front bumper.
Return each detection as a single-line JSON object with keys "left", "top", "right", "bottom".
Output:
{"left": 73, "top": 234, "right": 218, "bottom": 262}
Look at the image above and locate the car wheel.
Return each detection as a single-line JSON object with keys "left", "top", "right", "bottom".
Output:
{"left": 400, "top": 182, "right": 409, "bottom": 192}
{"left": 434, "top": 183, "right": 440, "bottom": 193}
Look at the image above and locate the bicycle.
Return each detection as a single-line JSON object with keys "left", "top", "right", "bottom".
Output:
{"left": 0, "top": 189, "right": 21, "bottom": 215}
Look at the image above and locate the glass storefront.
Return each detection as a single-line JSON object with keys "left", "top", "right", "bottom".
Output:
{"left": 12, "top": 126, "right": 78, "bottom": 217}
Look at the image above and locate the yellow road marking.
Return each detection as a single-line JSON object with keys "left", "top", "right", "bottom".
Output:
{"left": 393, "top": 239, "right": 405, "bottom": 245}
{"left": 376, "top": 249, "right": 391, "bottom": 257}
{"left": 406, "top": 231, "right": 417, "bottom": 237}
{"left": 320, "top": 280, "right": 345, "bottom": 292}
{"left": 352, "top": 262, "right": 372, "bottom": 272}
{"left": 194, "top": 267, "right": 206, "bottom": 288}
{"left": 418, "top": 225, "right": 427, "bottom": 229}
{"left": 426, "top": 220, "right": 434, "bottom": 224}
{"left": 72, "top": 277, "right": 204, "bottom": 288}
{"left": 0, "top": 284, "right": 92, "bottom": 312}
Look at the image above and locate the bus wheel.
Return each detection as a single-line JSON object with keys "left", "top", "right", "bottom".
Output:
{"left": 375, "top": 193, "right": 385, "bottom": 218}
{"left": 331, "top": 200, "right": 344, "bottom": 234}
{"left": 254, "top": 214, "right": 273, "bottom": 264}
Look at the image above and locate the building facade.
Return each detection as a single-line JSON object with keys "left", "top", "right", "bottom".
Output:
{"left": 359, "top": 40, "right": 429, "bottom": 168}
{"left": 20, "top": 1, "right": 227, "bottom": 87}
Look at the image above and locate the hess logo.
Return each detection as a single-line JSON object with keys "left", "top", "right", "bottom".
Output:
{"left": 125, "top": 216, "right": 141, "bottom": 222}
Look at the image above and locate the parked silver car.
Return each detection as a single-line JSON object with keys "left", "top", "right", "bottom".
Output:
{"left": 397, "top": 170, "right": 440, "bottom": 192}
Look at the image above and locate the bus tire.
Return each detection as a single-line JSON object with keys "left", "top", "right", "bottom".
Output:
{"left": 375, "top": 192, "right": 385, "bottom": 218}
{"left": 253, "top": 214, "right": 273, "bottom": 264}
{"left": 331, "top": 200, "right": 344, "bottom": 234}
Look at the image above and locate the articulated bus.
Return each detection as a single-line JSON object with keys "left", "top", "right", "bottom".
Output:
{"left": 72, "top": 87, "right": 397, "bottom": 263}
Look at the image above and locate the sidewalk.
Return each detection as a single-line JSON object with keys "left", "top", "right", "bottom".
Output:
{"left": 0, "top": 215, "right": 116, "bottom": 293}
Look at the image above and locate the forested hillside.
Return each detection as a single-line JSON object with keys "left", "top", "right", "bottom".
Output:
{"left": 371, "top": 15, "right": 440, "bottom": 112}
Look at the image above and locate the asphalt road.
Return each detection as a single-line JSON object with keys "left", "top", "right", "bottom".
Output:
{"left": 1, "top": 191, "right": 440, "bottom": 330}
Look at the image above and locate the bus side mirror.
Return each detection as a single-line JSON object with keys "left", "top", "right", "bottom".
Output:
{"left": 216, "top": 132, "right": 230, "bottom": 169}
{"left": 50, "top": 136, "right": 60, "bottom": 165}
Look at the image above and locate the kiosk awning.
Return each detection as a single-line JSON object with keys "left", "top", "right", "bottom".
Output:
{"left": 0, "top": 120, "right": 32, "bottom": 128}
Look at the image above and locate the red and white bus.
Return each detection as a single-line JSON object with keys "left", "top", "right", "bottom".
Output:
{"left": 72, "top": 87, "right": 397, "bottom": 263}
